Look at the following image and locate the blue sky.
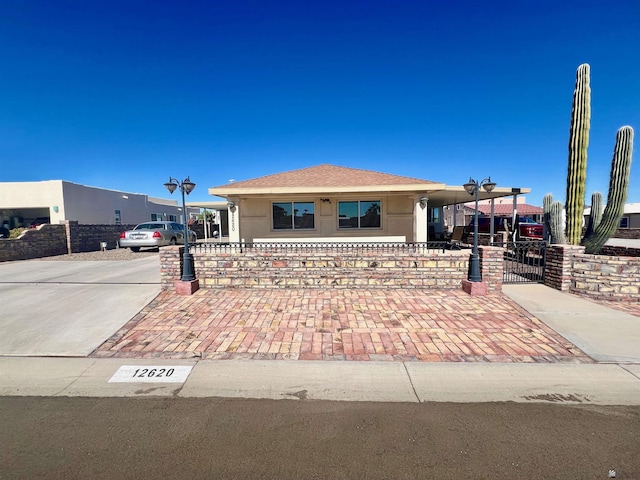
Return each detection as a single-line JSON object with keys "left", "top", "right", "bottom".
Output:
{"left": 1, "top": 0, "right": 639, "bottom": 206}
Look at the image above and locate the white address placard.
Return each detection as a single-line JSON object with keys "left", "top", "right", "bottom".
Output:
{"left": 109, "top": 365, "right": 193, "bottom": 383}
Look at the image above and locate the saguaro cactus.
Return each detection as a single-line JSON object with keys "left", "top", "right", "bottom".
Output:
{"left": 583, "top": 126, "right": 634, "bottom": 254}
{"left": 565, "top": 63, "right": 591, "bottom": 245}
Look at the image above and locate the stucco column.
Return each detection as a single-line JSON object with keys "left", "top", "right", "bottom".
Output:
{"left": 227, "top": 199, "right": 240, "bottom": 243}
{"left": 414, "top": 196, "right": 428, "bottom": 243}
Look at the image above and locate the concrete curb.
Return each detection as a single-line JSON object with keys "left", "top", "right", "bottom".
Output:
{"left": 2, "top": 357, "right": 639, "bottom": 405}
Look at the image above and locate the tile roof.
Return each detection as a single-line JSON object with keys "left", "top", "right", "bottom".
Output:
{"left": 469, "top": 203, "right": 543, "bottom": 216}
{"left": 212, "top": 164, "right": 439, "bottom": 189}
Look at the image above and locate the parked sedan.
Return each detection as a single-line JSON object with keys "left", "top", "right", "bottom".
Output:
{"left": 119, "top": 221, "right": 197, "bottom": 252}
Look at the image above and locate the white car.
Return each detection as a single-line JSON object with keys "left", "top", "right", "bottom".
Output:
{"left": 119, "top": 221, "right": 197, "bottom": 252}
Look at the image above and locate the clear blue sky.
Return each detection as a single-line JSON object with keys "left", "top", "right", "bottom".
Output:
{"left": 1, "top": 0, "right": 639, "bottom": 206}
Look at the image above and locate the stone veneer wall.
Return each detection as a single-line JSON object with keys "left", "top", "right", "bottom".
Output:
{"left": 0, "top": 221, "right": 136, "bottom": 261}
{"left": 600, "top": 245, "right": 640, "bottom": 257}
{"left": 159, "top": 245, "right": 504, "bottom": 292}
{"left": 545, "top": 244, "right": 640, "bottom": 301}
{"left": 571, "top": 252, "right": 640, "bottom": 301}
{"left": 63, "top": 221, "right": 136, "bottom": 253}
{"left": 0, "top": 224, "right": 67, "bottom": 261}
{"left": 613, "top": 228, "right": 640, "bottom": 239}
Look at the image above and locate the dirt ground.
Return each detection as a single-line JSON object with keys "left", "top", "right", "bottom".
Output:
{"left": 1, "top": 397, "right": 638, "bottom": 479}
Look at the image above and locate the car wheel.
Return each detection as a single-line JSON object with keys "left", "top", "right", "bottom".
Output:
{"left": 130, "top": 247, "right": 141, "bottom": 252}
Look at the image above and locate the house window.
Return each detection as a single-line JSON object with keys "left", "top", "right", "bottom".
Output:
{"left": 338, "top": 200, "right": 381, "bottom": 229}
{"left": 619, "top": 217, "right": 629, "bottom": 228}
{"left": 429, "top": 207, "right": 440, "bottom": 223}
{"left": 273, "top": 202, "right": 315, "bottom": 230}
{"left": 151, "top": 213, "right": 161, "bottom": 221}
{"left": 115, "top": 210, "right": 121, "bottom": 225}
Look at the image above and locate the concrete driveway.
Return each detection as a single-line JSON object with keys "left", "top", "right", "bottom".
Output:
{"left": 0, "top": 256, "right": 160, "bottom": 356}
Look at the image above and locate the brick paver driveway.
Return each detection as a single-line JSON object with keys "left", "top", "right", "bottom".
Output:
{"left": 93, "top": 289, "right": 593, "bottom": 363}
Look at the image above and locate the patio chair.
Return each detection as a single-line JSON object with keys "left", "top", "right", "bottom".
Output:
{"left": 446, "top": 226, "right": 466, "bottom": 250}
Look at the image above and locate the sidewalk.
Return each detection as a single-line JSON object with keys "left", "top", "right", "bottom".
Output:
{"left": 1, "top": 283, "right": 639, "bottom": 405}
{"left": 1, "top": 357, "right": 639, "bottom": 404}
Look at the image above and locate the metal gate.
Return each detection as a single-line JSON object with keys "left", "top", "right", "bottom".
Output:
{"left": 492, "top": 241, "right": 547, "bottom": 284}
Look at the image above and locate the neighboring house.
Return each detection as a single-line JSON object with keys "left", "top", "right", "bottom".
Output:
{"left": 443, "top": 197, "right": 542, "bottom": 229}
{"left": 584, "top": 202, "right": 640, "bottom": 229}
{"left": 465, "top": 201, "right": 544, "bottom": 223}
{"left": 0, "top": 180, "right": 198, "bottom": 229}
{"left": 207, "top": 164, "right": 531, "bottom": 243}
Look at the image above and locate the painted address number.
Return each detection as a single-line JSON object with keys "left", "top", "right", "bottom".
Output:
{"left": 109, "top": 365, "right": 193, "bottom": 383}
{"left": 132, "top": 368, "right": 174, "bottom": 378}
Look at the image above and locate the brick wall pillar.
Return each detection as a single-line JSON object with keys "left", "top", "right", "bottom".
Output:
{"left": 159, "top": 245, "right": 183, "bottom": 290}
{"left": 544, "top": 244, "right": 584, "bottom": 291}
{"left": 479, "top": 245, "right": 503, "bottom": 293}
{"left": 62, "top": 220, "right": 79, "bottom": 254}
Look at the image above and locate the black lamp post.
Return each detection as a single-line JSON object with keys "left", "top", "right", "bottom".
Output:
{"left": 164, "top": 176, "right": 196, "bottom": 282}
{"left": 463, "top": 177, "right": 497, "bottom": 282}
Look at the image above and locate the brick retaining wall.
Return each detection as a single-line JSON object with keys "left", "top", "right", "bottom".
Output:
{"left": 613, "top": 228, "right": 640, "bottom": 239}
{"left": 571, "top": 253, "right": 640, "bottom": 301}
{"left": 159, "top": 245, "right": 504, "bottom": 292}
{"left": 0, "top": 224, "right": 68, "bottom": 261}
{"left": 0, "top": 221, "right": 136, "bottom": 261}
{"left": 545, "top": 244, "right": 640, "bottom": 302}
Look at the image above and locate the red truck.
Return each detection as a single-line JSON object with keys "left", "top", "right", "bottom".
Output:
{"left": 467, "top": 216, "right": 543, "bottom": 240}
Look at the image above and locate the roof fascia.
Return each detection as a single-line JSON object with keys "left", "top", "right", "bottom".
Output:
{"left": 208, "top": 183, "right": 447, "bottom": 197}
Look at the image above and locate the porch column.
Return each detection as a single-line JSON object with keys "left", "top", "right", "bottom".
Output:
{"left": 227, "top": 198, "right": 240, "bottom": 243}
{"left": 414, "top": 195, "right": 428, "bottom": 243}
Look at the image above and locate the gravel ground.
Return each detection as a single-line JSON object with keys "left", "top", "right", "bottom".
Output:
{"left": 39, "top": 248, "right": 159, "bottom": 261}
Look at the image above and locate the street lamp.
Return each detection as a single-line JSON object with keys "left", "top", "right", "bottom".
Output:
{"left": 463, "top": 177, "right": 497, "bottom": 282}
{"left": 164, "top": 176, "right": 196, "bottom": 282}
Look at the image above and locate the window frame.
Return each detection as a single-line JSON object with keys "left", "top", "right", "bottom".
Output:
{"left": 272, "top": 201, "right": 316, "bottom": 231}
{"left": 337, "top": 200, "right": 382, "bottom": 230}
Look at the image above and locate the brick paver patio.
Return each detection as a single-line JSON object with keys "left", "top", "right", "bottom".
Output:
{"left": 93, "top": 289, "right": 593, "bottom": 363}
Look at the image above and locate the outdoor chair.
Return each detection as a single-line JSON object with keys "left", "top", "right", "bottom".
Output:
{"left": 446, "top": 226, "right": 466, "bottom": 250}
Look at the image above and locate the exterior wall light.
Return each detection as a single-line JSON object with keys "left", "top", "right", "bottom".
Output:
{"left": 419, "top": 196, "right": 428, "bottom": 208}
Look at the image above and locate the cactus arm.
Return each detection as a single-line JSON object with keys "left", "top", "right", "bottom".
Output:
{"left": 584, "top": 192, "right": 602, "bottom": 238}
{"left": 543, "top": 193, "right": 553, "bottom": 241}
{"left": 565, "top": 63, "right": 591, "bottom": 245}
{"left": 549, "top": 201, "right": 566, "bottom": 244}
{"left": 583, "top": 126, "right": 634, "bottom": 254}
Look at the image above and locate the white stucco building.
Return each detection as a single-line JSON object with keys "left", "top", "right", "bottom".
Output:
{"left": 0, "top": 180, "right": 198, "bottom": 229}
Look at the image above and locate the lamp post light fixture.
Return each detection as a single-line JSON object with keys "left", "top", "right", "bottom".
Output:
{"left": 463, "top": 177, "right": 497, "bottom": 282}
{"left": 164, "top": 176, "right": 196, "bottom": 282}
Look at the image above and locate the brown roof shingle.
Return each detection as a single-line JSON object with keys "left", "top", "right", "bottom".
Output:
{"left": 212, "top": 164, "right": 439, "bottom": 190}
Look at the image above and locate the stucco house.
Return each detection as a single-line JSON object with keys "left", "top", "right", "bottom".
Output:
{"left": 0, "top": 180, "right": 198, "bottom": 230}
{"left": 208, "top": 164, "right": 530, "bottom": 244}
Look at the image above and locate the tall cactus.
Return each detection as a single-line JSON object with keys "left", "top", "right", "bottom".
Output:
{"left": 582, "top": 126, "right": 634, "bottom": 254}
{"left": 545, "top": 65, "right": 633, "bottom": 254}
{"left": 565, "top": 63, "right": 591, "bottom": 245}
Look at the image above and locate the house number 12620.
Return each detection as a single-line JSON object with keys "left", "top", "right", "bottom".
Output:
{"left": 132, "top": 368, "right": 174, "bottom": 378}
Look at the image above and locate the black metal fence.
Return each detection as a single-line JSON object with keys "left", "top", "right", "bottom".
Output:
{"left": 492, "top": 241, "right": 547, "bottom": 284}
{"left": 190, "top": 241, "right": 463, "bottom": 255}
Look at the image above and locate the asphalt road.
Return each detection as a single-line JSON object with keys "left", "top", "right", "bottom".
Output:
{"left": 1, "top": 396, "right": 638, "bottom": 480}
